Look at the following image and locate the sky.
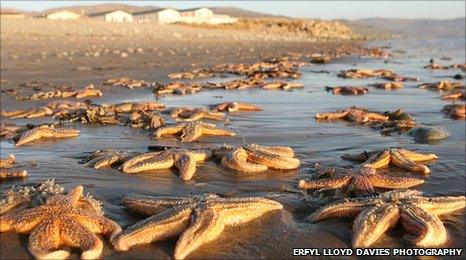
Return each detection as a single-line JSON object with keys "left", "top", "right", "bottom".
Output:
{"left": 1, "top": 1, "right": 465, "bottom": 20}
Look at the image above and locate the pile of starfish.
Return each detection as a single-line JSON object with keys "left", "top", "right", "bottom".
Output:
{"left": 103, "top": 77, "right": 152, "bottom": 89}
{"left": 15, "top": 84, "right": 102, "bottom": 100}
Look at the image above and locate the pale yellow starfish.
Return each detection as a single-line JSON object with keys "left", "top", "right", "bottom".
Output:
{"left": 154, "top": 122, "right": 235, "bottom": 142}
{"left": 15, "top": 125, "right": 80, "bottom": 147}
{"left": 113, "top": 193, "right": 283, "bottom": 259}
{"left": 315, "top": 107, "right": 389, "bottom": 123}
{"left": 170, "top": 107, "right": 225, "bottom": 122}
{"left": 0, "top": 186, "right": 121, "bottom": 259}
{"left": 299, "top": 165, "right": 424, "bottom": 195}
{"left": 83, "top": 149, "right": 137, "bottom": 169}
{"left": 342, "top": 148, "right": 438, "bottom": 174}
{"left": 308, "top": 189, "right": 465, "bottom": 248}
{"left": 214, "top": 144, "right": 300, "bottom": 172}
{"left": 121, "top": 148, "right": 212, "bottom": 180}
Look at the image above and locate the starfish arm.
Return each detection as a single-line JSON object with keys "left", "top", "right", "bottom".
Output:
{"left": 203, "top": 111, "right": 225, "bottom": 121}
{"left": 73, "top": 211, "right": 122, "bottom": 240}
{"left": 59, "top": 218, "right": 104, "bottom": 259}
{"left": 28, "top": 220, "right": 70, "bottom": 259}
{"left": 213, "top": 102, "right": 230, "bottom": 112}
{"left": 200, "top": 126, "right": 236, "bottom": 137}
{"left": 398, "top": 149, "right": 438, "bottom": 162}
{"left": 364, "top": 149, "right": 391, "bottom": 169}
{"left": 183, "top": 149, "right": 212, "bottom": 162}
{"left": 175, "top": 154, "right": 198, "bottom": 180}
{"left": 15, "top": 128, "right": 43, "bottom": 147}
{"left": 247, "top": 144, "right": 295, "bottom": 157}
{"left": 154, "top": 125, "right": 183, "bottom": 138}
{"left": 180, "top": 124, "right": 203, "bottom": 142}
{"left": 122, "top": 194, "right": 195, "bottom": 216}
{"left": 183, "top": 111, "right": 206, "bottom": 122}
{"left": 307, "top": 199, "right": 376, "bottom": 222}
{"left": 400, "top": 204, "right": 447, "bottom": 247}
{"left": 221, "top": 148, "right": 268, "bottom": 172}
{"left": 237, "top": 103, "right": 262, "bottom": 111}
{"left": 0, "top": 207, "right": 46, "bottom": 232}
{"left": 414, "top": 196, "right": 466, "bottom": 216}
{"left": 298, "top": 176, "right": 352, "bottom": 190}
{"left": 52, "top": 128, "right": 81, "bottom": 137}
{"left": 368, "top": 174, "right": 425, "bottom": 189}
{"left": 315, "top": 110, "right": 349, "bottom": 120}
{"left": 174, "top": 208, "right": 223, "bottom": 260}
{"left": 121, "top": 152, "right": 174, "bottom": 174}
{"left": 352, "top": 204, "right": 400, "bottom": 248}
{"left": 390, "top": 150, "right": 430, "bottom": 174}
{"left": 247, "top": 149, "right": 300, "bottom": 170}
{"left": 114, "top": 206, "right": 193, "bottom": 251}
{"left": 0, "top": 169, "right": 28, "bottom": 179}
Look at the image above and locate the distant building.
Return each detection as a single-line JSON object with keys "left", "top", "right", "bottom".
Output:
{"left": 89, "top": 10, "right": 133, "bottom": 23}
{"left": 179, "top": 7, "right": 214, "bottom": 24}
{"left": 0, "top": 8, "right": 26, "bottom": 19}
{"left": 45, "top": 10, "right": 82, "bottom": 20}
{"left": 133, "top": 8, "right": 180, "bottom": 24}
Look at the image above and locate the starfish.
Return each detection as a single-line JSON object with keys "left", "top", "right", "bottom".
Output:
{"left": 441, "top": 91, "right": 465, "bottom": 101}
{"left": 154, "top": 122, "right": 235, "bottom": 142}
{"left": 325, "top": 86, "right": 369, "bottom": 95}
{"left": 83, "top": 149, "right": 137, "bottom": 169}
{"left": 342, "top": 148, "right": 438, "bottom": 174}
{"left": 170, "top": 107, "right": 225, "bottom": 122}
{"left": 382, "top": 75, "right": 419, "bottom": 82}
{"left": 121, "top": 148, "right": 212, "bottom": 180}
{"left": 315, "top": 107, "right": 389, "bottom": 123}
{"left": 74, "top": 84, "right": 103, "bottom": 99}
{"left": 14, "top": 125, "right": 80, "bottom": 147}
{"left": 0, "top": 124, "right": 28, "bottom": 139}
{"left": 1, "top": 107, "right": 53, "bottom": 119}
{"left": 205, "top": 79, "right": 264, "bottom": 90}
{"left": 369, "top": 82, "right": 404, "bottom": 90}
{"left": 103, "top": 77, "right": 151, "bottom": 89}
{"left": 307, "top": 189, "right": 466, "bottom": 248}
{"left": 0, "top": 154, "right": 28, "bottom": 181}
{"left": 0, "top": 186, "right": 122, "bottom": 259}
{"left": 261, "top": 81, "right": 304, "bottom": 90}
{"left": 298, "top": 165, "right": 424, "bottom": 196}
{"left": 113, "top": 193, "right": 283, "bottom": 259}
{"left": 419, "top": 80, "right": 465, "bottom": 91}
{"left": 337, "top": 69, "right": 395, "bottom": 79}
{"left": 214, "top": 144, "right": 300, "bottom": 172}
{"left": 442, "top": 104, "right": 466, "bottom": 119}
{"left": 212, "top": 102, "right": 262, "bottom": 113}
{"left": 154, "top": 82, "right": 202, "bottom": 95}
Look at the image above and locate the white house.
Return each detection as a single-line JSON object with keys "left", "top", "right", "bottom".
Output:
{"left": 89, "top": 10, "right": 132, "bottom": 23}
{"left": 179, "top": 7, "right": 213, "bottom": 24}
{"left": 45, "top": 10, "right": 82, "bottom": 20}
{"left": 133, "top": 8, "right": 180, "bottom": 24}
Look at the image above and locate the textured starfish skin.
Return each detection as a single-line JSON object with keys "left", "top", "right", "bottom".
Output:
{"left": 15, "top": 125, "right": 80, "bottom": 147}
{"left": 315, "top": 107, "right": 389, "bottom": 123}
{"left": 121, "top": 148, "right": 212, "bottom": 180}
{"left": 83, "top": 149, "right": 136, "bottom": 169}
{"left": 0, "top": 154, "right": 28, "bottom": 181}
{"left": 113, "top": 193, "right": 283, "bottom": 259}
{"left": 154, "top": 122, "right": 235, "bottom": 142}
{"left": 0, "top": 186, "right": 121, "bottom": 259}
{"left": 215, "top": 144, "right": 299, "bottom": 172}
{"left": 343, "top": 148, "right": 438, "bottom": 174}
{"left": 213, "top": 102, "right": 262, "bottom": 113}
{"left": 307, "top": 190, "right": 465, "bottom": 248}
{"left": 298, "top": 165, "right": 424, "bottom": 195}
{"left": 325, "top": 86, "right": 369, "bottom": 95}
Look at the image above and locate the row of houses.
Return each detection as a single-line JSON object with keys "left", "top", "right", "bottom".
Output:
{"left": 0, "top": 7, "right": 238, "bottom": 24}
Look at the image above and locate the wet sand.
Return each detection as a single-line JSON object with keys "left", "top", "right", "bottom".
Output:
{"left": 1, "top": 19, "right": 465, "bottom": 259}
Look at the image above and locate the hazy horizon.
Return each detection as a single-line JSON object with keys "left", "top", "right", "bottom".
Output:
{"left": 1, "top": 1, "right": 465, "bottom": 20}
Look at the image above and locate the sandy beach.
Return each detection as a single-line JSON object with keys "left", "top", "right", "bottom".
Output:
{"left": 1, "top": 16, "right": 465, "bottom": 259}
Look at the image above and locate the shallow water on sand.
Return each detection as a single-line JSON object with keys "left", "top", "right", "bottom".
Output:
{"left": 1, "top": 38, "right": 465, "bottom": 259}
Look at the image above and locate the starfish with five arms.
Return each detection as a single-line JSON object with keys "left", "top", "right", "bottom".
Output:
{"left": 154, "top": 122, "right": 236, "bottom": 142}
{"left": 113, "top": 193, "right": 283, "bottom": 259}
{"left": 342, "top": 148, "right": 438, "bottom": 174}
{"left": 15, "top": 125, "right": 80, "bottom": 147}
{"left": 315, "top": 107, "right": 389, "bottom": 123}
{"left": 121, "top": 148, "right": 212, "bottom": 180}
{"left": 298, "top": 165, "right": 424, "bottom": 196}
{"left": 308, "top": 189, "right": 466, "bottom": 248}
{"left": 214, "top": 144, "right": 300, "bottom": 172}
{"left": 0, "top": 186, "right": 122, "bottom": 259}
